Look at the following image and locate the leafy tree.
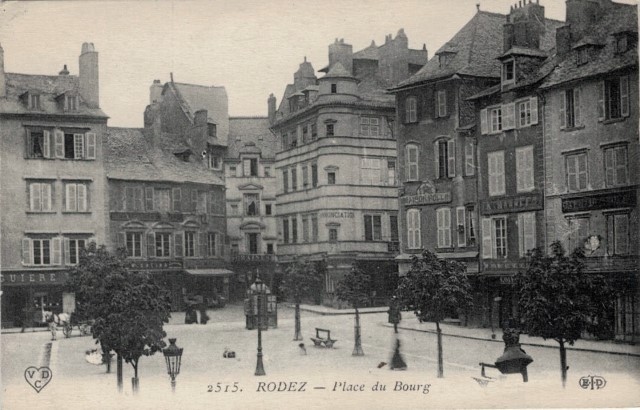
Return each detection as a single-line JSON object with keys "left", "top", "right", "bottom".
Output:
{"left": 395, "top": 250, "right": 473, "bottom": 378}
{"left": 279, "top": 258, "right": 322, "bottom": 341}
{"left": 67, "top": 244, "right": 171, "bottom": 392}
{"left": 336, "top": 264, "right": 371, "bottom": 356}
{"left": 517, "top": 242, "right": 614, "bottom": 387}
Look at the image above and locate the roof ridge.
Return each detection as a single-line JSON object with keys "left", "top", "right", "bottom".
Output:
{"left": 230, "top": 116, "right": 268, "bottom": 119}
{"left": 6, "top": 72, "right": 79, "bottom": 79}
{"left": 173, "top": 81, "right": 225, "bottom": 89}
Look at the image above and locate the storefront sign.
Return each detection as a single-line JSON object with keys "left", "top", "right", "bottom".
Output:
{"left": 319, "top": 211, "right": 355, "bottom": 219}
{"left": 483, "top": 260, "right": 528, "bottom": 271}
{"left": 561, "top": 189, "right": 636, "bottom": 213}
{"left": 401, "top": 192, "right": 451, "bottom": 206}
{"left": 1, "top": 271, "right": 69, "bottom": 286}
{"left": 110, "top": 212, "right": 161, "bottom": 221}
{"left": 499, "top": 276, "right": 515, "bottom": 285}
{"left": 127, "top": 260, "right": 183, "bottom": 270}
{"left": 482, "top": 194, "right": 542, "bottom": 215}
{"left": 184, "top": 259, "right": 227, "bottom": 269}
{"left": 231, "top": 254, "right": 276, "bottom": 263}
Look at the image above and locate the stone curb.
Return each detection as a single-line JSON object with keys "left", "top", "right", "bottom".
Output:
{"left": 384, "top": 323, "right": 640, "bottom": 357}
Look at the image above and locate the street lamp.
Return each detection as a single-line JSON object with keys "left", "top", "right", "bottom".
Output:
{"left": 163, "top": 338, "right": 183, "bottom": 393}
{"left": 250, "top": 275, "right": 267, "bottom": 376}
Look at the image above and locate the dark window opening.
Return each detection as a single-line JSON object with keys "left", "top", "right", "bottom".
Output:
{"left": 327, "top": 172, "right": 336, "bottom": 185}
{"left": 331, "top": 83, "right": 337, "bottom": 93}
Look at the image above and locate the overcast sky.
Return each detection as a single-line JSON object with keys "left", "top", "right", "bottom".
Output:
{"left": 0, "top": 0, "right": 636, "bottom": 127}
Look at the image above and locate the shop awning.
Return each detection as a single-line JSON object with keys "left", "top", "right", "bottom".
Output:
{"left": 436, "top": 251, "right": 479, "bottom": 259}
{"left": 185, "top": 269, "right": 234, "bottom": 277}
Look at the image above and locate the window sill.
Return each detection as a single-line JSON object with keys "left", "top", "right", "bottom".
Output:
{"left": 561, "top": 125, "right": 585, "bottom": 132}
{"left": 62, "top": 211, "right": 92, "bottom": 214}
{"left": 26, "top": 211, "right": 57, "bottom": 214}
{"left": 601, "top": 117, "right": 627, "bottom": 125}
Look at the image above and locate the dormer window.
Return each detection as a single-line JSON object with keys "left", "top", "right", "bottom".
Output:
{"left": 28, "top": 93, "right": 41, "bottom": 110}
{"left": 437, "top": 51, "right": 456, "bottom": 68}
{"left": 65, "top": 95, "right": 78, "bottom": 111}
{"left": 502, "top": 60, "right": 515, "bottom": 84}
{"left": 207, "top": 123, "right": 217, "bottom": 138}
{"left": 576, "top": 47, "right": 590, "bottom": 66}
{"left": 615, "top": 35, "right": 628, "bottom": 54}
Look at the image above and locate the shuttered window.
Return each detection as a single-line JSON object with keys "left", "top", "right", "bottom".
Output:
{"left": 488, "top": 151, "right": 505, "bottom": 196}
{"left": 566, "top": 152, "right": 588, "bottom": 192}
{"left": 518, "top": 212, "right": 536, "bottom": 257}
{"left": 29, "top": 182, "right": 53, "bottom": 212}
{"left": 65, "top": 183, "right": 88, "bottom": 212}
{"left": 405, "top": 97, "right": 417, "bottom": 123}
{"left": 604, "top": 145, "right": 628, "bottom": 187}
{"left": 456, "top": 207, "right": 466, "bottom": 247}
{"left": 364, "top": 214, "right": 382, "bottom": 241}
{"left": 464, "top": 139, "right": 475, "bottom": 176}
{"left": 405, "top": 144, "right": 419, "bottom": 181}
{"left": 406, "top": 209, "right": 421, "bottom": 249}
{"left": 606, "top": 214, "right": 629, "bottom": 255}
{"left": 436, "top": 208, "right": 451, "bottom": 248}
{"left": 516, "top": 146, "right": 535, "bottom": 192}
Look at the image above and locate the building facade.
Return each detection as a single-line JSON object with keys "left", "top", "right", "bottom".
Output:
{"left": 0, "top": 43, "right": 109, "bottom": 327}
{"left": 106, "top": 127, "right": 229, "bottom": 311}
{"left": 539, "top": 0, "right": 639, "bottom": 342}
{"left": 271, "top": 31, "right": 428, "bottom": 304}
{"left": 225, "top": 116, "right": 280, "bottom": 298}
{"left": 470, "top": 1, "right": 558, "bottom": 329}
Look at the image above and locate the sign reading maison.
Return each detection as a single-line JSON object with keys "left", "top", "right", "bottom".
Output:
{"left": 401, "top": 192, "right": 451, "bottom": 206}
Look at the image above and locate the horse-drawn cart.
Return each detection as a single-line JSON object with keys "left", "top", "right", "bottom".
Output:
{"left": 59, "top": 312, "right": 93, "bottom": 338}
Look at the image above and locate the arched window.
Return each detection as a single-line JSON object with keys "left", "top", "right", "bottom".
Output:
{"left": 405, "top": 97, "right": 417, "bottom": 123}
{"left": 406, "top": 209, "right": 421, "bottom": 249}
{"left": 405, "top": 144, "right": 419, "bottom": 181}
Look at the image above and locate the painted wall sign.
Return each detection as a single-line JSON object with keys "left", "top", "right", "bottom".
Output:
{"left": 128, "top": 260, "right": 183, "bottom": 270}
{"left": 1, "top": 271, "right": 69, "bottom": 286}
{"left": 401, "top": 192, "right": 451, "bottom": 206}
{"left": 319, "top": 211, "right": 355, "bottom": 219}
{"left": 231, "top": 254, "right": 276, "bottom": 263}
{"left": 483, "top": 260, "right": 528, "bottom": 271}
{"left": 561, "top": 189, "right": 636, "bottom": 213}
{"left": 482, "top": 194, "right": 542, "bottom": 215}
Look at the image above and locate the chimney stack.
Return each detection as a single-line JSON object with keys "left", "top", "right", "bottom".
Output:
{"left": 59, "top": 64, "right": 69, "bottom": 75}
{"left": 150, "top": 79, "right": 163, "bottom": 104}
{"left": 79, "top": 42, "right": 99, "bottom": 108}
{"left": 268, "top": 93, "right": 277, "bottom": 125}
{"left": 328, "top": 38, "right": 353, "bottom": 75}
{"left": 0, "top": 43, "right": 5, "bottom": 98}
{"left": 555, "top": 25, "right": 572, "bottom": 57}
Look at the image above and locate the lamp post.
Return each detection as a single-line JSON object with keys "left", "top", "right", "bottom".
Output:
{"left": 163, "top": 338, "right": 183, "bottom": 393}
{"left": 251, "top": 275, "right": 267, "bottom": 376}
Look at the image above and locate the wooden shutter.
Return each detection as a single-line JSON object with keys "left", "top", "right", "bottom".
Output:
{"left": 567, "top": 156, "right": 577, "bottom": 191}
{"left": 43, "top": 130, "right": 51, "bottom": 158}
{"left": 172, "top": 188, "right": 181, "bottom": 212}
{"left": 457, "top": 207, "right": 466, "bottom": 247}
{"left": 530, "top": 97, "right": 538, "bottom": 125}
{"left": 174, "top": 232, "right": 184, "bottom": 257}
{"left": 133, "top": 187, "right": 143, "bottom": 211}
{"left": 465, "top": 140, "right": 474, "bottom": 176}
{"left": 598, "top": 81, "right": 606, "bottom": 120}
{"left": 22, "top": 238, "right": 32, "bottom": 265}
{"left": 66, "top": 184, "right": 77, "bottom": 212}
{"left": 77, "top": 184, "right": 87, "bottom": 212}
{"left": 42, "top": 183, "right": 52, "bottom": 211}
{"left": 191, "top": 190, "right": 198, "bottom": 212}
{"left": 437, "top": 209, "right": 445, "bottom": 248}
{"left": 52, "top": 237, "right": 62, "bottom": 265}
{"left": 480, "top": 108, "right": 488, "bottom": 135}
{"left": 496, "top": 152, "right": 505, "bottom": 195}
{"left": 447, "top": 139, "right": 456, "bottom": 177}
{"left": 559, "top": 91, "right": 566, "bottom": 129}
{"left": 516, "top": 149, "right": 525, "bottom": 192}
{"left": 64, "top": 238, "right": 71, "bottom": 265}
{"left": 614, "top": 214, "right": 629, "bottom": 255}
{"left": 85, "top": 133, "right": 96, "bottom": 159}
{"left": 604, "top": 148, "right": 615, "bottom": 186}
{"left": 620, "top": 76, "right": 629, "bottom": 117}
{"left": 147, "top": 233, "right": 155, "bottom": 257}
{"left": 74, "top": 134, "right": 84, "bottom": 159}
{"left": 433, "top": 142, "right": 439, "bottom": 178}
{"left": 524, "top": 213, "right": 536, "bottom": 256}
{"left": 145, "top": 187, "right": 154, "bottom": 211}
{"left": 199, "top": 232, "right": 207, "bottom": 257}
{"left": 117, "top": 232, "right": 125, "bottom": 250}
{"left": 503, "top": 103, "right": 516, "bottom": 130}
{"left": 573, "top": 88, "right": 581, "bottom": 126}
{"left": 443, "top": 208, "right": 451, "bottom": 247}
{"left": 482, "top": 218, "right": 493, "bottom": 259}
{"left": 54, "top": 130, "right": 65, "bottom": 158}
{"left": 30, "top": 183, "right": 41, "bottom": 211}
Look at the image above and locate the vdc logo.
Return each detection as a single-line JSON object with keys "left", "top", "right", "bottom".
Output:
{"left": 579, "top": 375, "right": 607, "bottom": 390}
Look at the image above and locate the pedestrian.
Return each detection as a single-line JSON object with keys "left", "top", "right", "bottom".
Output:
{"left": 45, "top": 311, "right": 57, "bottom": 341}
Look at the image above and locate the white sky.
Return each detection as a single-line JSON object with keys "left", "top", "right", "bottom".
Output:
{"left": 0, "top": 0, "right": 636, "bottom": 127}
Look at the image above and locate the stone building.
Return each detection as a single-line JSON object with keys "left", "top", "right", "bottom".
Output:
{"left": 468, "top": 1, "right": 562, "bottom": 328}
{"left": 0, "top": 43, "right": 109, "bottom": 327}
{"left": 270, "top": 31, "right": 428, "bottom": 304}
{"left": 539, "top": 0, "right": 639, "bottom": 342}
{"left": 225, "top": 116, "right": 280, "bottom": 298}
{"left": 106, "top": 127, "right": 228, "bottom": 311}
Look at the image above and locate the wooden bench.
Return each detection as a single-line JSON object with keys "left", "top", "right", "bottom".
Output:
{"left": 310, "top": 328, "right": 337, "bottom": 348}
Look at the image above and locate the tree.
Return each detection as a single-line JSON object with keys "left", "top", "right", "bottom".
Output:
{"left": 67, "top": 244, "right": 171, "bottom": 392}
{"left": 279, "top": 259, "right": 322, "bottom": 340}
{"left": 336, "top": 264, "right": 371, "bottom": 356}
{"left": 517, "top": 242, "right": 614, "bottom": 388}
{"left": 395, "top": 250, "right": 473, "bottom": 378}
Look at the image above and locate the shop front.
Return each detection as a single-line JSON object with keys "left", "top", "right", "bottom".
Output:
{"left": 1, "top": 270, "right": 70, "bottom": 329}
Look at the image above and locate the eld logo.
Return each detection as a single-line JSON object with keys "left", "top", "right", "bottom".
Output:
{"left": 24, "top": 366, "right": 52, "bottom": 393}
{"left": 579, "top": 375, "right": 607, "bottom": 390}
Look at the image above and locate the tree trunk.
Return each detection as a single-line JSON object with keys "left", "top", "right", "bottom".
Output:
{"left": 117, "top": 354, "right": 123, "bottom": 393}
{"left": 131, "top": 359, "right": 139, "bottom": 394}
{"left": 352, "top": 307, "right": 364, "bottom": 356}
{"left": 294, "top": 303, "right": 302, "bottom": 341}
{"left": 559, "top": 339, "right": 568, "bottom": 388}
{"left": 436, "top": 321, "right": 443, "bottom": 378}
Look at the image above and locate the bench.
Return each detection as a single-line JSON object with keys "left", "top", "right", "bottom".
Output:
{"left": 310, "top": 328, "right": 337, "bottom": 348}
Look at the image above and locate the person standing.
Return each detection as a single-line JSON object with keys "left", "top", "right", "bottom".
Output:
{"left": 45, "top": 311, "right": 57, "bottom": 341}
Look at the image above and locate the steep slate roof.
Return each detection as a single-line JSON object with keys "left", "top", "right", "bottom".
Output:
{"left": 391, "top": 10, "right": 563, "bottom": 90}
{"left": 540, "top": 2, "right": 638, "bottom": 89}
{"left": 166, "top": 81, "right": 229, "bottom": 145}
{"left": 0, "top": 73, "right": 108, "bottom": 118}
{"left": 105, "top": 127, "right": 223, "bottom": 185}
{"left": 227, "top": 117, "right": 277, "bottom": 160}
